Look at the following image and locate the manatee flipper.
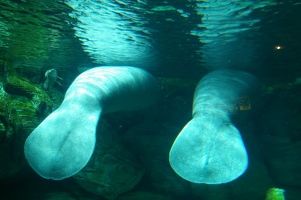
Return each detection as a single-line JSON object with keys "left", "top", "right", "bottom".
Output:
{"left": 25, "top": 67, "right": 159, "bottom": 180}
{"left": 24, "top": 107, "right": 99, "bottom": 180}
{"left": 170, "top": 116, "right": 248, "bottom": 184}
{"left": 169, "top": 70, "right": 257, "bottom": 184}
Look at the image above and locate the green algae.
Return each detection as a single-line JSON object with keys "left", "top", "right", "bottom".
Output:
{"left": 0, "top": 60, "right": 63, "bottom": 137}
{"left": 0, "top": 60, "right": 64, "bottom": 179}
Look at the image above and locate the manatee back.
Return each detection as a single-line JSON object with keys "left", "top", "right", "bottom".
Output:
{"left": 65, "top": 66, "right": 159, "bottom": 113}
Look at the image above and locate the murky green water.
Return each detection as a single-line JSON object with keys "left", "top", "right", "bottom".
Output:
{"left": 1, "top": 1, "right": 301, "bottom": 200}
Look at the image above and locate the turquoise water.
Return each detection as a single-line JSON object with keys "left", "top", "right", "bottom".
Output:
{"left": 0, "top": 0, "right": 300, "bottom": 79}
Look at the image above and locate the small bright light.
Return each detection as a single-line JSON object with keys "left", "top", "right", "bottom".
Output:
{"left": 275, "top": 45, "right": 282, "bottom": 50}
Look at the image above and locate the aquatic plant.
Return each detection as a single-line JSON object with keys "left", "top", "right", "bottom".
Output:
{"left": 265, "top": 188, "right": 285, "bottom": 200}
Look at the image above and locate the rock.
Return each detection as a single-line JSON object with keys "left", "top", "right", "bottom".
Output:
{"left": 0, "top": 62, "right": 61, "bottom": 136}
{"left": 73, "top": 122, "right": 144, "bottom": 200}
{"left": 0, "top": 122, "right": 6, "bottom": 143}
{"left": 227, "top": 122, "right": 274, "bottom": 200}
{"left": 0, "top": 61, "right": 63, "bottom": 180}
{"left": 155, "top": 78, "right": 194, "bottom": 127}
{"left": 258, "top": 88, "right": 301, "bottom": 188}
{"left": 117, "top": 191, "right": 172, "bottom": 200}
{"left": 146, "top": 163, "right": 189, "bottom": 197}
{"left": 228, "top": 156, "right": 274, "bottom": 200}
{"left": 42, "top": 192, "right": 77, "bottom": 200}
{"left": 123, "top": 123, "right": 190, "bottom": 198}
{"left": 259, "top": 90, "right": 301, "bottom": 140}
{"left": 263, "top": 137, "right": 301, "bottom": 187}
{"left": 191, "top": 184, "right": 230, "bottom": 200}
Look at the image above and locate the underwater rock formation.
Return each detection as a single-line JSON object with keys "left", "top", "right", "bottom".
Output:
{"left": 0, "top": 61, "right": 62, "bottom": 180}
{"left": 117, "top": 191, "right": 172, "bottom": 200}
{"left": 259, "top": 88, "right": 301, "bottom": 188}
{"left": 123, "top": 123, "right": 190, "bottom": 198}
{"left": 73, "top": 122, "right": 144, "bottom": 200}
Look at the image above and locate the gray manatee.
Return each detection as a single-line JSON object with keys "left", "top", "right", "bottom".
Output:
{"left": 169, "top": 69, "right": 257, "bottom": 184}
{"left": 24, "top": 66, "right": 159, "bottom": 180}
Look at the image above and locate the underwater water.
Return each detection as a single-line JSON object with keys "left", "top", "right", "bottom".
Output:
{"left": 1, "top": 0, "right": 301, "bottom": 199}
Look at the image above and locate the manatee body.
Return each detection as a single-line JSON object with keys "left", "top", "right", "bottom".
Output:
{"left": 25, "top": 66, "right": 159, "bottom": 180}
{"left": 169, "top": 70, "right": 257, "bottom": 184}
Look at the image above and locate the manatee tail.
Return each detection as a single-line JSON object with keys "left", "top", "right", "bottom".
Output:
{"left": 169, "top": 115, "right": 248, "bottom": 184}
{"left": 24, "top": 107, "right": 100, "bottom": 180}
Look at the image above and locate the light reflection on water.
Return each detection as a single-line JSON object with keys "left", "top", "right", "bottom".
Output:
{"left": 190, "top": 1, "right": 276, "bottom": 71}
{"left": 0, "top": 0, "right": 93, "bottom": 71}
{"left": 66, "top": 0, "right": 158, "bottom": 69}
{"left": 0, "top": 0, "right": 300, "bottom": 79}
{"left": 65, "top": 0, "right": 270, "bottom": 73}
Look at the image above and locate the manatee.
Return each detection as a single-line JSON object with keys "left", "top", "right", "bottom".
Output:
{"left": 169, "top": 70, "right": 257, "bottom": 184}
{"left": 25, "top": 66, "right": 159, "bottom": 180}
